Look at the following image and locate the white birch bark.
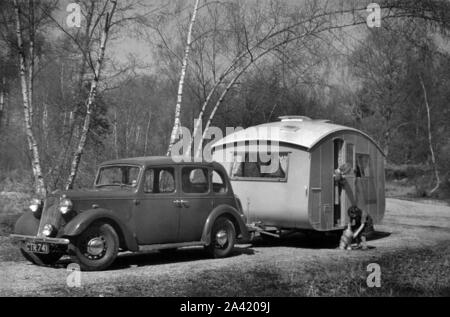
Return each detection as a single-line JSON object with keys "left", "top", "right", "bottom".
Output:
{"left": 193, "top": 31, "right": 312, "bottom": 158}
{"left": 65, "top": 0, "right": 117, "bottom": 190}
{"left": 28, "top": 0, "right": 34, "bottom": 122}
{"left": 194, "top": 62, "right": 252, "bottom": 159}
{"left": 13, "top": 0, "right": 46, "bottom": 196}
{"left": 166, "top": 0, "right": 200, "bottom": 156}
{"left": 419, "top": 76, "right": 440, "bottom": 195}
{"left": 185, "top": 55, "right": 245, "bottom": 155}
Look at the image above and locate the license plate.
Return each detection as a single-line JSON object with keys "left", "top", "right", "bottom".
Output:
{"left": 25, "top": 242, "right": 49, "bottom": 254}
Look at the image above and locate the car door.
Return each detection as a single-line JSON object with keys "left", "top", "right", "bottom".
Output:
{"left": 133, "top": 166, "right": 180, "bottom": 245}
{"left": 177, "top": 166, "right": 213, "bottom": 242}
{"left": 210, "top": 168, "right": 234, "bottom": 208}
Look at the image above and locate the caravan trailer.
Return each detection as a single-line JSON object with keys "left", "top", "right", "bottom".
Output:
{"left": 211, "top": 116, "right": 385, "bottom": 233}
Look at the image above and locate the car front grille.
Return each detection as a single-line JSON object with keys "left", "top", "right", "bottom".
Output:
{"left": 37, "top": 196, "right": 62, "bottom": 238}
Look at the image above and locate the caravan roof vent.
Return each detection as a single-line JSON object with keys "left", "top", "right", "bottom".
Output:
{"left": 279, "top": 115, "right": 312, "bottom": 122}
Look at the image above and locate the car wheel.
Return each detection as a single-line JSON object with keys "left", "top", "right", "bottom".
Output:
{"left": 20, "top": 248, "right": 62, "bottom": 266}
{"left": 70, "top": 223, "right": 119, "bottom": 271}
{"left": 207, "top": 217, "right": 236, "bottom": 258}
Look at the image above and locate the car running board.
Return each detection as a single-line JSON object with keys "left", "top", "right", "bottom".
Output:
{"left": 138, "top": 241, "right": 206, "bottom": 252}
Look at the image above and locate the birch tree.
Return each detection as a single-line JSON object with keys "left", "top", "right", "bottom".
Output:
{"left": 419, "top": 76, "right": 440, "bottom": 195}
{"left": 166, "top": 0, "right": 200, "bottom": 156}
{"left": 65, "top": 0, "right": 117, "bottom": 190}
{"left": 189, "top": 1, "right": 369, "bottom": 157}
{"left": 13, "top": 0, "right": 46, "bottom": 196}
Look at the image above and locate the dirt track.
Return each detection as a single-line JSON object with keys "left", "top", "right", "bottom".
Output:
{"left": 1, "top": 198, "right": 449, "bottom": 296}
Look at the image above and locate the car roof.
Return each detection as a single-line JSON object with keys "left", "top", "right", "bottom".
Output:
{"left": 100, "top": 156, "right": 225, "bottom": 169}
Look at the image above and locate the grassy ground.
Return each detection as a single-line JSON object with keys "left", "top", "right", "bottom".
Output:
{"left": 1, "top": 184, "right": 449, "bottom": 297}
{"left": 4, "top": 241, "right": 449, "bottom": 297}
{"left": 0, "top": 191, "right": 30, "bottom": 236}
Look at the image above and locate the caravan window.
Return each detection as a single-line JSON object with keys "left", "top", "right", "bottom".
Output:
{"left": 346, "top": 143, "right": 354, "bottom": 168}
{"left": 356, "top": 154, "right": 371, "bottom": 177}
{"left": 230, "top": 152, "right": 289, "bottom": 181}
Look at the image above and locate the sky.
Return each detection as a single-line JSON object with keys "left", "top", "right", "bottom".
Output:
{"left": 54, "top": 0, "right": 156, "bottom": 66}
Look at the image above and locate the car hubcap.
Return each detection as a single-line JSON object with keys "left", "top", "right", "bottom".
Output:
{"left": 215, "top": 230, "right": 228, "bottom": 248}
{"left": 86, "top": 237, "right": 106, "bottom": 258}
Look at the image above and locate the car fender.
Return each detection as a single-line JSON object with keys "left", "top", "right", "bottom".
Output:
{"left": 201, "top": 204, "right": 250, "bottom": 245}
{"left": 60, "top": 208, "right": 138, "bottom": 251}
{"left": 14, "top": 211, "right": 40, "bottom": 236}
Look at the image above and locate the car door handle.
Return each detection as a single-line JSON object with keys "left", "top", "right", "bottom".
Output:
{"left": 180, "top": 199, "right": 189, "bottom": 207}
{"left": 173, "top": 199, "right": 182, "bottom": 207}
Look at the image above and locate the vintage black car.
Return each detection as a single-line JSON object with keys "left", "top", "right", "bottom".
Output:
{"left": 11, "top": 157, "right": 249, "bottom": 271}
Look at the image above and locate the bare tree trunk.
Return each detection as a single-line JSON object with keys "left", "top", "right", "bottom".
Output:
{"left": 194, "top": 62, "right": 253, "bottom": 159}
{"left": 113, "top": 109, "right": 119, "bottom": 159}
{"left": 125, "top": 113, "right": 130, "bottom": 156}
{"left": 135, "top": 125, "right": 141, "bottom": 155}
{"left": 166, "top": 0, "right": 200, "bottom": 156}
{"left": 193, "top": 29, "right": 314, "bottom": 157}
{"left": 61, "top": 63, "right": 68, "bottom": 135}
{"left": 186, "top": 61, "right": 240, "bottom": 155}
{"left": 13, "top": 0, "right": 46, "bottom": 196}
{"left": 419, "top": 76, "right": 440, "bottom": 195}
{"left": 189, "top": 21, "right": 322, "bottom": 155}
{"left": 65, "top": 0, "right": 117, "bottom": 190}
{"left": 383, "top": 128, "right": 390, "bottom": 163}
{"left": 28, "top": 0, "right": 34, "bottom": 122}
{"left": 71, "top": 1, "right": 96, "bottom": 141}
{"left": 144, "top": 111, "right": 152, "bottom": 156}
{"left": 0, "top": 76, "right": 4, "bottom": 130}
{"left": 43, "top": 102, "right": 49, "bottom": 150}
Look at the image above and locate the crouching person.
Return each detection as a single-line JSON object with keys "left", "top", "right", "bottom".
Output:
{"left": 340, "top": 206, "right": 371, "bottom": 250}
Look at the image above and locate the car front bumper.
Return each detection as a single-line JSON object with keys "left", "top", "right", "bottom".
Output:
{"left": 10, "top": 234, "right": 70, "bottom": 245}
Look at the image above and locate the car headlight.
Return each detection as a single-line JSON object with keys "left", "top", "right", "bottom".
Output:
{"left": 59, "top": 197, "right": 73, "bottom": 215}
{"left": 29, "top": 198, "right": 43, "bottom": 214}
{"left": 42, "top": 224, "right": 54, "bottom": 237}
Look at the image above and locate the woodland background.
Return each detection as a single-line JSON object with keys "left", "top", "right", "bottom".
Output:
{"left": 0, "top": 0, "right": 450, "bottom": 203}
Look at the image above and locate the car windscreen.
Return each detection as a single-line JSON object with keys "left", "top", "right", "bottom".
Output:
{"left": 95, "top": 165, "right": 141, "bottom": 189}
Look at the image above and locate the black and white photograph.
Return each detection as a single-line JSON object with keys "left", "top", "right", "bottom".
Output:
{"left": 0, "top": 0, "right": 449, "bottom": 300}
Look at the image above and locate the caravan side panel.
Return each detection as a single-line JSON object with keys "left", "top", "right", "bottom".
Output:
{"left": 212, "top": 144, "right": 311, "bottom": 229}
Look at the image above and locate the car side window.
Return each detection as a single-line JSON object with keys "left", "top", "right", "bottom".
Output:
{"left": 212, "top": 170, "right": 227, "bottom": 193}
{"left": 143, "top": 169, "right": 155, "bottom": 193}
{"left": 144, "top": 168, "right": 175, "bottom": 193}
{"left": 159, "top": 169, "right": 175, "bottom": 193}
{"left": 182, "top": 167, "right": 209, "bottom": 193}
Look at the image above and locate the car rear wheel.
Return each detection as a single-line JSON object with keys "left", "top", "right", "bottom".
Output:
{"left": 207, "top": 217, "right": 236, "bottom": 258}
{"left": 20, "top": 248, "right": 62, "bottom": 266}
{"left": 70, "top": 223, "right": 119, "bottom": 271}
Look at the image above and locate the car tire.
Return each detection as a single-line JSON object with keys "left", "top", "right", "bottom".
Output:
{"left": 70, "top": 223, "right": 119, "bottom": 271}
{"left": 20, "top": 248, "right": 62, "bottom": 266}
{"left": 207, "top": 217, "right": 236, "bottom": 258}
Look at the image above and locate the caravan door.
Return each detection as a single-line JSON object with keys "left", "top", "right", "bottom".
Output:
{"left": 341, "top": 142, "right": 357, "bottom": 224}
